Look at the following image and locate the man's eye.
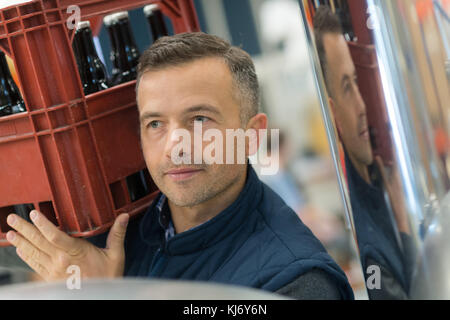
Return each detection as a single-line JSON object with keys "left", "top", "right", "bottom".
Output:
{"left": 148, "top": 121, "right": 161, "bottom": 129}
{"left": 343, "top": 83, "right": 351, "bottom": 93}
{"left": 194, "top": 116, "right": 210, "bottom": 123}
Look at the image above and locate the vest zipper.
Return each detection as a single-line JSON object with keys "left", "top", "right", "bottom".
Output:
{"left": 149, "top": 247, "right": 167, "bottom": 277}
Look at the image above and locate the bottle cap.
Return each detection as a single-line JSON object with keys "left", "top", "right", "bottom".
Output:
{"left": 143, "top": 4, "right": 161, "bottom": 17}
{"left": 103, "top": 11, "right": 129, "bottom": 26}
{"left": 77, "top": 21, "right": 91, "bottom": 30}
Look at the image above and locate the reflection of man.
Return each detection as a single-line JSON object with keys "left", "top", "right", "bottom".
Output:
{"left": 313, "top": 6, "right": 413, "bottom": 299}
{"left": 3, "top": 32, "right": 353, "bottom": 299}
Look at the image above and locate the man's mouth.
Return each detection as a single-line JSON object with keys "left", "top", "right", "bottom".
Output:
{"left": 359, "top": 128, "right": 369, "bottom": 140}
{"left": 164, "top": 168, "right": 204, "bottom": 181}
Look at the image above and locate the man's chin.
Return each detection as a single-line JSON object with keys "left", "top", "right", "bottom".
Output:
{"left": 364, "top": 153, "right": 374, "bottom": 166}
{"left": 359, "top": 142, "right": 373, "bottom": 166}
{"left": 164, "top": 176, "right": 201, "bottom": 188}
{"left": 348, "top": 148, "right": 373, "bottom": 167}
{"left": 163, "top": 192, "right": 205, "bottom": 208}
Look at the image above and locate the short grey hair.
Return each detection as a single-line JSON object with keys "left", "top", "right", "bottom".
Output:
{"left": 136, "top": 32, "right": 260, "bottom": 124}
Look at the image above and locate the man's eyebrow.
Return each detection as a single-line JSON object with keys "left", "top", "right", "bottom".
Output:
{"left": 182, "top": 105, "right": 222, "bottom": 116}
{"left": 139, "top": 105, "right": 222, "bottom": 122}
{"left": 139, "top": 111, "right": 163, "bottom": 122}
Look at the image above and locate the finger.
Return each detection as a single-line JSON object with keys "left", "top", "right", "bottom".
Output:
{"left": 7, "top": 214, "right": 55, "bottom": 257}
{"left": 7, "top": 231, "right": 51, "bottom": 280}
{"left": 106, "top": 214, "right": 129, "bottom": 257}
{"left": 28, "top": 210, "right": 79, "bottom": 255}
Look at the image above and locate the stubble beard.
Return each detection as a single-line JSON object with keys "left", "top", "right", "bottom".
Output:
{"left": 153, "top": 165, "right": 243, "bottom": 208}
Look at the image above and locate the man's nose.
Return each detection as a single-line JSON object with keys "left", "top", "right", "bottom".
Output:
{"left": 355, "top": 86, "right": 367, "bottom": 116}
{"left": 164, "top": 124, "right": 191, "bottom": 162}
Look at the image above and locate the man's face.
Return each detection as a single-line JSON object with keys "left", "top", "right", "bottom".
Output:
{"left": 137, "top": 57, "right": 247, "bottom": 207}
{"left": 323, "top": 33, "right": 373, "bottom": 166}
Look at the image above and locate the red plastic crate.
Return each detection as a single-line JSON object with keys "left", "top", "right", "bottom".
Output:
{"left": 0, "top": 0, "right": 200, "bottom": 246}
{"left": 348, "top": 41, "right": 393, "bottom": 166}
{"left": 345, "top": 0, "right": 393, "bottom": 165}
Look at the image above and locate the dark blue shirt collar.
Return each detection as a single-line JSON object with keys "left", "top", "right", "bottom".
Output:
{"left": 139, "top": 165, "right": 262, "bottom": 255}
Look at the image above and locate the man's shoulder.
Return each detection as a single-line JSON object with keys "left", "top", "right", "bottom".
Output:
{"left": 253, "top": 182, "right": 327, "bottom": 259}
{"left": 240, "top": 182, "right": 353, "bottom": 298}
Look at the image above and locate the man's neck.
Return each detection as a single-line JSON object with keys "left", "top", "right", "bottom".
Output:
{"left": 168, "top": 167, "right": 248, "bottom": 234}
{"left": 349, "top": 153, "right": 371, "bottom": 185}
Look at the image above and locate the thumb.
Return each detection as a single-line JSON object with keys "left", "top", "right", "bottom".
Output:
{"left": 106, "top": 213, "right": 129, "bottom": 255}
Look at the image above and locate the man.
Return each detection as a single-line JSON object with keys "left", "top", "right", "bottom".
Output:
{"left": 4, "top": 32, "right": 353, "bottom": 299}
{"left": 313, "top": 6, "right": 415, "bottom": 299}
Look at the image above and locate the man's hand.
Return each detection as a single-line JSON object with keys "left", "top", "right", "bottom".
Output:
{"left": 5, "top": 210, "right": 129, "bottom": 281}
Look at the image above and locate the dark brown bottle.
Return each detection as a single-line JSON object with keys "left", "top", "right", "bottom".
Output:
{"left": 334, "top": 0, "right": 355, "bottom": 41}
{"left": 126, "top": 170, "right": 150, "bottom": 203}
{"left": 104, "top": 11, "right": 140, "bottom": 85}
{"left": 144, "top": 4, "right": 169, "bottom": 42}
{"left": 14, "top": 204, "right": 35, "bottom": 223}
{"left": 73, "top": 21, "right": 109, "bottom": 95}
{"left": 0, "top": 51, "right": 26, "bottom": 117}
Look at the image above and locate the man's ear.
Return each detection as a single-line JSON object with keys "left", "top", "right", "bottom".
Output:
{"left": 328, "top": 96, "right": 336, "bottom": 116}
{"left": 328, "top": 97, "right": 342, "bottom": 139}
{"left": 245, "top": 113, "right": 268, "bottom": 157}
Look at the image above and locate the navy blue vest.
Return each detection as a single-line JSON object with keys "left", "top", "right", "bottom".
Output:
{"left": 345, "top": 154, "right": 409, "bottom": 293}
{"left": 92, "top": 165, "right": 353, "bottom": 299}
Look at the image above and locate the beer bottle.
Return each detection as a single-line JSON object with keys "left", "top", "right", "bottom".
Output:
{"left": 104, "top": 11, "right": 140, "bottom": 85}
{"left": 0, "top": 51, "right": 26, "bottom": 117}
{"left": 73, "top": 21, "right": 109, "bottom": 95}
{"left": 334, "top": 0, "right": 355, "bottom": 41}
{"left": 126, "top": 170, "right": 150, "bottom": 203}
{"left": 143, "top": 4, "right": 169, "bottom": 42}
{"left": 13, "top": 204, "right": 35, "bottom": 223}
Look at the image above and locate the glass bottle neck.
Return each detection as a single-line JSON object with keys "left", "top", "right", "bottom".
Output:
{"left": 107, "top": 18, "right": 140, "bottom": 79}
{"left": 0, "top": 51, "right": 14, "bottom": 82}
{"left": 73, "top": 26, "right": 109, "bottom": 95}
{"left": 76, "top": 27, "right": 100, "bottom": 61}
{"left": 147, "top": 10, "right": 168, "bottom": 41}
{"left": 120, "top": 19, "right": 138, "bottom": 49}
{"left": 0, "top": 51, "right": 25, "bottom": 113}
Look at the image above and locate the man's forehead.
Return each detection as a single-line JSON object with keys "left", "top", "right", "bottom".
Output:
{"left": 136, "top": 57, "right": 236, "bottom": 114}
{"left": 138, "top": 57, "right": 233, "bottom": 95}
{"left": 323, "top": 33, "right": 349, "bottom": 63}
{"left": 141, "top": 57, "right": 230, "bottom": 80}
{"left": 322, "top": 33, "right": 355, "bottom": 77}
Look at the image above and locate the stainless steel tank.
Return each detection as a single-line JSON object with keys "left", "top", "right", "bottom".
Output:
{"left": 0, "top": 278, "right": 288, "bottom": 300}
{"left": 298, "top": 0, "right": 449, "bottom": 299}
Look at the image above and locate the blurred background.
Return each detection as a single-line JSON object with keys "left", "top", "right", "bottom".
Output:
{"left": 0, "top": 0, "right": 368, "bottom": 299}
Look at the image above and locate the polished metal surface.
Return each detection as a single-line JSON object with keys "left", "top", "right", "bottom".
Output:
{"left": 299, "top": 0, "right": 449, "bottom": 299}
{"left": 0, "top": 278, "right": 288, "bottom": 300}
